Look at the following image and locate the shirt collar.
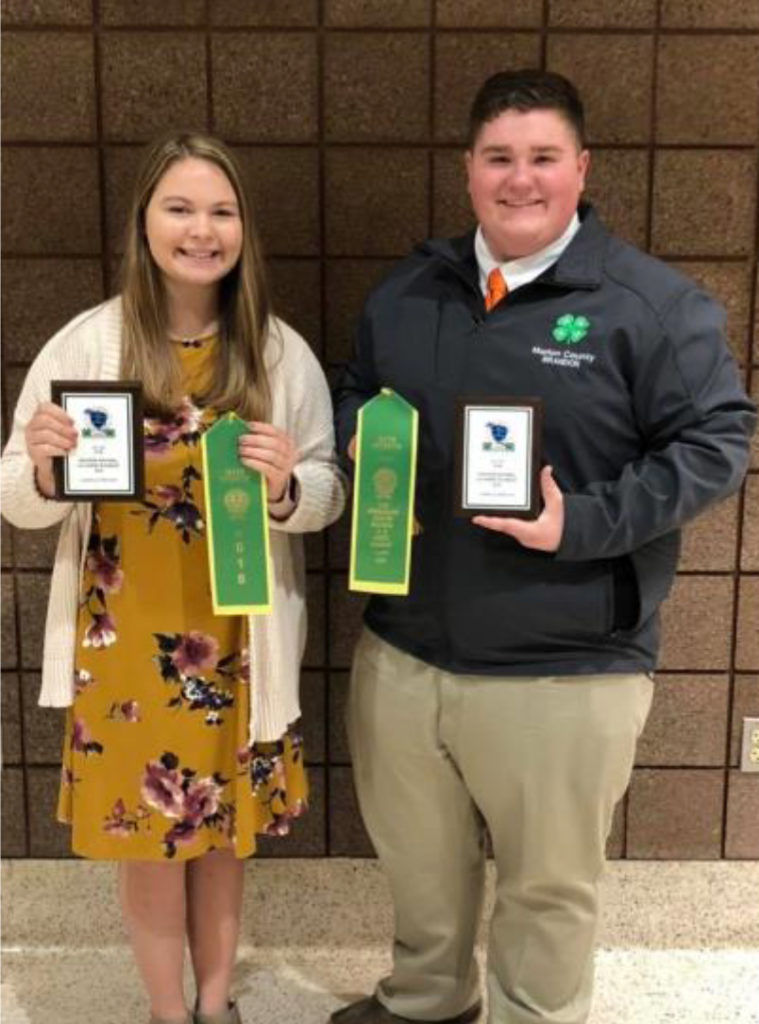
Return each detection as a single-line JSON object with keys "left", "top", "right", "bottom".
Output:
{"left": 474, "top": 212, "right": 581, "bottom": 296}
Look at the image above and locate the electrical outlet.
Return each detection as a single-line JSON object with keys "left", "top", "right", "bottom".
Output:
{"left": 740, "top": 718, "right": 759, "bottom": 773}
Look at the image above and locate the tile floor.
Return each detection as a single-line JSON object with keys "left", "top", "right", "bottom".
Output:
{"left": 2, "top": 861, "right": 758, "bottom": 1024}
{"left": 2, "top": 946, "right": 759, "bottom": 1023}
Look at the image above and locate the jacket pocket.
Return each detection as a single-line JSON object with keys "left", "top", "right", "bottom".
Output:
{"left": 627, "top": 532, "right": 680, "bottom": 631}
{"left": 448, "top": 551, "right": 614, "bottom": 662}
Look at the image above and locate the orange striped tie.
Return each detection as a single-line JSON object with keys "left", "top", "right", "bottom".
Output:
{"left": 485, "top": 267, "right": 507, "bottom": 312}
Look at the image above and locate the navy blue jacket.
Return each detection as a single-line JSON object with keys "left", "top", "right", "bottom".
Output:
{"left": 334, "top": 206, "right": 757, "bottom": 676}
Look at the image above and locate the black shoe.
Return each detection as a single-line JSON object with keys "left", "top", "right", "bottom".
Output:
{"left": 329, "top": 994, "right": 481, "bottom": 1024}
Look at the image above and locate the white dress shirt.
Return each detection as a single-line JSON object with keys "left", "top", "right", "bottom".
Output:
{"left": 474, "top": 212, "right": 581, "bottom": 296}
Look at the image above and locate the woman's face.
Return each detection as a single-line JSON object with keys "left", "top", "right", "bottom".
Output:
{"left": 144, "top": 157, "right": 243, "bottom": 291}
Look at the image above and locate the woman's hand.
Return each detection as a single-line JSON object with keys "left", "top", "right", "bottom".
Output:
{"left": 238, "top": 422, "right": 298, "bottom": 502}
{"left": 24, "top": 402, "right": 77, "bottom": 498}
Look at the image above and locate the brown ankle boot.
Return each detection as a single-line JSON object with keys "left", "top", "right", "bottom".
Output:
{"left": 194, "top": 1001, "right": 242, "bottom": 1024}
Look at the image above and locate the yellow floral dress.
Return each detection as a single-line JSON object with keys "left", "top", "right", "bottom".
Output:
{"left": 57, "top": 335, "right": 307, "bottom": 860}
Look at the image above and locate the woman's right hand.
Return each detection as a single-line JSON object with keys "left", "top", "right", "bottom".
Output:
{"left": 24, "top": 402, "right": 77, "bottom": 498}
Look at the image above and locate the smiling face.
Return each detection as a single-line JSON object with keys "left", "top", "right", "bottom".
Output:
{"left": 144, "top": 156, "right": 243, "bottom": 293}
{"left": 465, "top": 108, "right": 589, "bottom": 261}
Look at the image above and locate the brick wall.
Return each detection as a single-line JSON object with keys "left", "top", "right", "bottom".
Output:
{"left": 1, "top": 0, "right": 758, "bottom": 859}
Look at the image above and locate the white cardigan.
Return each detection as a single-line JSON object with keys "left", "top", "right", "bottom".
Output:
{"left": 0, "top": 298, "right": 347, "bottom": 743}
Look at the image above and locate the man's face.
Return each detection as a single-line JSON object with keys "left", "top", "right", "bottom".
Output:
{"left": 465, "top": 108, "right": 589, "bottom": 260}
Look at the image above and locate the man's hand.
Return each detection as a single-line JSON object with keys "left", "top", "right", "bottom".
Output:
{"left": 347, "top": 435, "right": 357, "bottom": 461}
{"left": 472, "top": 465, "right": 564, "bottom": 553}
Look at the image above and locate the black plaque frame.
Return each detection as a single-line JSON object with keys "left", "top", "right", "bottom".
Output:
{"left": 454, "top": 396, "right": 543, "bottom": 520}
{"left": 51, "top": 380, "right": 145, "bottom": 501}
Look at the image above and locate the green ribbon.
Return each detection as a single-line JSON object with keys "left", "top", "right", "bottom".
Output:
{"left": 201, "top": 413, "right": 271, "bottom": 614}
{"left": 349, "top": 388, "right": 418, "bottom": 595}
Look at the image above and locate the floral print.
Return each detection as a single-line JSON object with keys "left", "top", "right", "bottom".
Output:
{"left": 81, "top": 525, "right": 122, "bottom": 649}
{"left": 74, "top": 669, "right": 95, "bottom": 694}
{"left": 153, "top": 632, "right": 236, "bottom": 725}
{"left": 132, "top": 465, "right": 205, "bottom": 543}
{"left": 171, "top": 679, "right": 232, "bottom": 725}
{"left": 70, "top": 717, "right": 103, "bottom": 757}
{"left": 103, "top": 798, "right": 151, "bottom": 837}
{"left": 106, "top": 700, "right": 141, "bottom": 723}
{"left": 244, "top": 732, "right": 303, "bottom": 792}
{"left": 86, "top": 537, "right": 124, "bottom": 593}
{"left": 236, "top": 735, "right": 306, "bottom": 837}
{"left": 141, "top": 754, "right": 187, "bottom": 817}
{"left": 141, "top": 752, "right": 233, "bottom": 858}
{"left": 83, "top": 612, "right": 117, "bottom": 649}
{"left": 261, "top": 798, "right": 306, "bottom": 837}
{"left": 59, "top": 338, "right": 308, "bottom": 861}
{"left": 171, "top": 631, "right": 219, "bottom": 674}
{"left": 139, "top": 391, "right": 210, "bottom": 539}
{"left": 144, "top": 396, "right": 205, "bottom": 457}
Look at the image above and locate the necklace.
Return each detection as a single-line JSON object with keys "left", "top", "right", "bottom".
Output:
{"left": 168, "top": 320, "right": 219, "bottom": 346}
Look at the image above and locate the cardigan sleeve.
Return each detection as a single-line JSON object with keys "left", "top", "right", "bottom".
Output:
{"left": 2, "top": 300, "right": 120, "bottom": 531}
{"left": 266, "top": 320, "right": 348, "bottom": 535}
{"left": 1, "top": 333, "right": 79, "bottom": 530}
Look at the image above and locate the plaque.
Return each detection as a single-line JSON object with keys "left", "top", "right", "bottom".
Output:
{"left": 454, "top": 397, "right": 543, "bottom": 519}
{"left": 51, "top": 381, "right": 144, "bottom": 501}
{"left": 201, "top": 413, "right": 272, "bottom": 615}
{"left": 349, "top": 388, "right": 418, "bottom": 595}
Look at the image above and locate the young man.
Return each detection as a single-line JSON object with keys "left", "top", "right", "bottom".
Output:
{"left": 331, "top": 70, "right": 756, "bottom": 1024}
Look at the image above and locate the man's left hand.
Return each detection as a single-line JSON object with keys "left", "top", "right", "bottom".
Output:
{"left": 472, "top": 465, "right": 564, "bottom": 552}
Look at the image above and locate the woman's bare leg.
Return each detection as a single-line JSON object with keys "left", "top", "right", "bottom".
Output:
{"left": 186, "top": 848, "right": 245, "bottom": 1015}
{"left": 119, "top": 860, "right": 188, "bottom": 1022}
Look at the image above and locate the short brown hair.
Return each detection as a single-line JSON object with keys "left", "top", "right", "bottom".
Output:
{"left": 467, "top": 69, "right": 586, "bottom": 149}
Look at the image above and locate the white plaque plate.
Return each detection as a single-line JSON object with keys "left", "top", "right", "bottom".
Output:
{"left": 51, "top": 381, "right": 144, "bottom": 500}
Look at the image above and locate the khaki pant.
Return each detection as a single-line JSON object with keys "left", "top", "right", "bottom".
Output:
{"left": 346, "top": 627, "right": 653, "bottom": 1024}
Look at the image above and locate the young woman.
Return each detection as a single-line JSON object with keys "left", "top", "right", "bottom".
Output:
{"left": 0, "top": 133, "right": 346, "bottom": 1024}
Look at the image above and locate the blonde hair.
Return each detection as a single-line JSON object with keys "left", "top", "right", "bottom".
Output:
{"left": 119, "top": 132, "right": 272, "bottom": 420}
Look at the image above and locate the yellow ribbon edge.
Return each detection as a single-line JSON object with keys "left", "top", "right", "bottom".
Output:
{"left": 348, "top": 390, "right": 418, "bottom": 596}
{"left": 201, "top": 414, "right": 273, "bottom": 616}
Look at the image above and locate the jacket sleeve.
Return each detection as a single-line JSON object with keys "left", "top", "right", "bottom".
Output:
{"left": 557, "top": 288, "right": 757, "bottom": 562}
{"left": 1, "top": 336, "right": 78, "bottom": 530}
{"left": 267, "top": 327, "right": 348, "bottom": 535}
{"left": 333, "top": 306, "right": 380, "bottom": 464}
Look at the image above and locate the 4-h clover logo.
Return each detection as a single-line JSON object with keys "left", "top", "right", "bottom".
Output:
{"left": 552, "top": 314, "right": 590, "bottom": 345}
